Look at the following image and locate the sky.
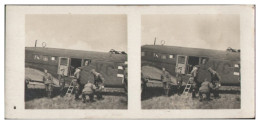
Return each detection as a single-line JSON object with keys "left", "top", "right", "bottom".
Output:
{"left": 25, "top": 14, "right": 127, "bottom": 52}
{"left": 142, "top": 14, "right": 240, "bottom": 50}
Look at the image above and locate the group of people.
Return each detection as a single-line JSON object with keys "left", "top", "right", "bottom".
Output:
{"left": 74, "top": 68, "right": 105, "bottom": 103}
{"left": 42, "top": 67, "right": 105, "bottom": 103}
{"left": 160, "top": 59, "right": 221, "bottom": 101}
{"left": 189, "top": 59, "right": 221, "bottom": 101}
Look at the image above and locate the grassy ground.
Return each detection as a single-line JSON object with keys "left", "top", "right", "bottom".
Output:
{"left": 25, "top": 94, "right": 127, "bottom": 109}
{"left": 141, "top": 87, "right": 240, "bottom": 109}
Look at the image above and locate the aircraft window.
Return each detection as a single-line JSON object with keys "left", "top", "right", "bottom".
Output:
{"left": 161, "top": 55, "right": 166, "bottom": 59}
{"left": 51, "top": 56, "right": 57, "bottom": 61}
{"left": 60, "top": 58, "right": 68, "bottom": 66}
{"left": 153, "top": 53, "right": 159, "bottom": 58}
{"left": 33, "top": 54, "right": 40, "bottom": 60}
{"left": 169, "top": 55, "right": 175, "bottom": 59}
{"left": 42, "top": 56, "right": 48, "bottom": 61}
{"left": 141, "top": 52, "right": 145, "bottom": 56}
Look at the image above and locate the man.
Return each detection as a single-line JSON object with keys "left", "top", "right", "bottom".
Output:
{"left": 176, "top": 72, "right": 183, "bottom": 95}
{"left": 161, "top": 67, "right": 171, "bottom": 96}
{"left": 199, "top": 79, "right": 216, "bottom": 101}
{"left": 91, "top": 69, "right": 105, "bottom": 100}
{"left": 208, "top": 67, "right": 221, "bottom": 98}
{"left": 82, "top": 81, "right": 96, "bottom": 103}
{"left": 141, "top": 72, "right": 148, "bottom": 97}
{"left": 190, "top": 65, "right": 199, "bottom": 98}
{"left": 123, "top": 65, "right": 128, "bottom": 92}
{"left": 74, "top": 67, "right": 83, "bottom": 100}
{"left": 59, "top": 69, "right": 66, "bottom": 97}
{"left": 43, "top": 69, "right": 53, "bottom": 98}
{"left": 197, "top": 59, "right": 211, "bottom": 84}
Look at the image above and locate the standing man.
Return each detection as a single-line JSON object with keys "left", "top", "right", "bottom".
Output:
{"left": 91, "top": 69, "right": 105, "bottom": 100}
{"left": 74, "top": 67, "right": 83, "bottom": 100}
{"left": 43, "top": 69, "right": 53, "bottom": 98}
{"left": 59, "top": 69, "right": 66, "bottom": 97}
{"left": 197, "top": 59, "right": 211, "bottom": 83}
{"left": 190, "top": 65, "right": 199, "bottom": 98}
{"left": 161, "top": 67, "right": 171, "bottom": 96}
{"left": 176, "top": 72, "right": 183, "bottom": 96}
{"left": 208, "top": 67, "right": 221, "bottom": 98}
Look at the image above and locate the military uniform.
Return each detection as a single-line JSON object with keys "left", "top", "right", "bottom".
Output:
{"left": 74, "top": 69, "right": 84, "bottom": 100}
{"left": 161, "top": 71, "right": 171, "bottom": 96}
{"left": 59, "top": 74, "right": 66, "bottom": 97}
{"left": 199, "top": 81, "right": 215, "bottom": 101}
{"left": 190, "top": 66, "right": 199, "bottom": 98}
{"left": 93, "top": 72, "right": 105, "bottom": 99}
{"left": 176, "top": 73, "right": 183, "bottom": 95}
{"left": 43, "top": 73, "right": 53, "bottom": 98}
{"left": 141, "top": 73, "right": 148, "bottom": 97}
{"left": 209, "top": 69, "right": 221, "bottom": 98}
{"left": 82, "top": 83, "right": 96, "bottom": 103}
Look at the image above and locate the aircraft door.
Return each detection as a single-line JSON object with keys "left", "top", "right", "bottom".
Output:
{"left": 58, "top": 57, "right": 70, "bottom": 76}
{"left": 176, "top": 55, "right": 187, "bottom": 74}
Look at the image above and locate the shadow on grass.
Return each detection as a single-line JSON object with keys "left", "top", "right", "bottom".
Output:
{"left": 25, "top": 87, "right": 61, "bottom": 101}
{"left": 142, "top": 86, "right": 180, "bottom": 100}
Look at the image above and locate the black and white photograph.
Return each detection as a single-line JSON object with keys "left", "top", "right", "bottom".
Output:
{"left": 141, "top": 14, "right": 241, "bottom": 109}
{"left": 5, "top": 5, "right": 255, "bottom": 119}
{"left": 24, "top": 14, "right": 128, "bottom": 109}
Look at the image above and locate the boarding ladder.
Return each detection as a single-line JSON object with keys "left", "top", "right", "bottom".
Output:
{"left": 65, "top": 78, "right": 77, "bottom": 96}
{"left": 182, "top": 77, "right": 194, "bottom": 95}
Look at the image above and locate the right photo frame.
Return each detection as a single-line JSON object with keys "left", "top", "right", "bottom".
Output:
{"left": 141, "top": 14, "right": 241, "bottom": 109}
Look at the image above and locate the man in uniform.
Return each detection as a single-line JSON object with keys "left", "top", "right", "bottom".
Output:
{"left": 199, "top": 79, "right": 216, "bottom": 101}
{"left": 161, "top": 67, "right": 171, "bottom": 96}
{"left": 208, "top": 67, "right": 221, "bottom": 98}
{"left": 176, "top": 72, "right": 183, "bottom": 95}
{"left": 82, "top": 81, "right": 96, "bottom": 103}
{"left": 190, "top": 65, "right": 199, "bottom": 98}
{"left": 123, "top": 65, "right": 128, "bottom": 92}
{"left": 43, "top": 69, "right": 53, "bottom": 98}
{"left": 59, "top": 69, "right": 66, "bottom": 97}
{"left": 141, "top": 72, "right": 149, "bottom": 97}
{"left": 91, "top": 69, "right": 105, "bottom": 100}
{"left": 74, "top": 67, "right": 84, "bottom": 100}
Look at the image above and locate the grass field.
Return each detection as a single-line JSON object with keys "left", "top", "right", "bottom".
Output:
{"left": 142, "top": 86, "right": 240, "bottom": 109}
{"left": 25, "top": 94, "right": 127, "bottom": 109}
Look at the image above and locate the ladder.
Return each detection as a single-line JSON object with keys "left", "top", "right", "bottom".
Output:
{"left": 183, "top": 83, "right": 192, "bottom": 95}
{"left": 182, "top": 77, "right": 194, "bottom": 95}
{"left": 65, "top": 79, "right": 76, "bottom": 96}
